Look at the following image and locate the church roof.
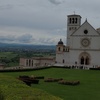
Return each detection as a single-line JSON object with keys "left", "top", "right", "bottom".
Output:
{"left": 58, "top": 39, "right": 63, "bottom": 45}
{"left": 67, "top": 14, "right": 81, "bottom": 18}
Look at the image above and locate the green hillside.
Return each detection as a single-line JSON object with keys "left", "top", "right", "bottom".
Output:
{"left": 3, "top": 68, "right": 100, "bottom": 100}
{"left": 0, "top": 74, "right": 62, "bottom": 100}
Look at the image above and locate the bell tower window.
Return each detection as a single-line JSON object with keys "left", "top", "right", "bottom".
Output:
{"left": 75, "top": 18, "right": 77, "bottom": 23}
{"left": 72, "top": 18, "right": 74, "bottom": 23}
{"left": 58, "top": 47, "right": 60, "bottom": 51}
{"left": 69, "top": 18, "right": 71, "bottom": 24}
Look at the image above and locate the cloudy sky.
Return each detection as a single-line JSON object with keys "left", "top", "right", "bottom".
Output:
{"left": 0, "top": 0, "right": 100, "bottom": 45}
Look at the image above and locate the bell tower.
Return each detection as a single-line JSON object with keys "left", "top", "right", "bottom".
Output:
{"left": 67, "top": 14, "right": 82, "bottom": 46}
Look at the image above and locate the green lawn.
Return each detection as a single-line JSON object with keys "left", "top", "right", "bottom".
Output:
{"left": 3, "top": 68, "right": 100, "bottom": 100}
{"left": 0, "top": 73, "right": 62, "bottom": 100}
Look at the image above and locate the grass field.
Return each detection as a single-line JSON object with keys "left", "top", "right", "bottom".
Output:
{"left": 3, "top": 68, "right": 100, "bottom": 100}
{"left": 0, "top": 73, "right": 62, "bottom": 100}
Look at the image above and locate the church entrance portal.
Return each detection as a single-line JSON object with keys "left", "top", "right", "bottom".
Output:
{"left": 79, "top": 52, "right": 90, "bottom": 65}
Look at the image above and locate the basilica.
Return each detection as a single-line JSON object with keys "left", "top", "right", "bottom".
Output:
{"left": 56, "top": 14, "right": 100, "bottom": 69}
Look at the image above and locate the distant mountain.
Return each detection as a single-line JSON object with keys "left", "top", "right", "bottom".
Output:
{"left": 0, "top": 42, "right": 56, "bottom": 51}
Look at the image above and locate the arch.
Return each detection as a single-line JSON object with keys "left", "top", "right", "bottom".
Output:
{"left": 79, "top": 52, "right": 91, "bottom": 65}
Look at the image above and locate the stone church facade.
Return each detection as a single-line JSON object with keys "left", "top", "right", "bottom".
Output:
{"left": 56, "top": 14, "right": 100, "bottom": 69}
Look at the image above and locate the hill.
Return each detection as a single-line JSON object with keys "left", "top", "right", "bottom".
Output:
{"left": 0, "top": 43, "right": 56, "bottom": 52}
{"left": 0, "top": 73, "right": 62, "bottom": 100}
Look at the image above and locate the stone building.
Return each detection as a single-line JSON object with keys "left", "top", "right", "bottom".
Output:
{"left": 56, "top": 14, "right": 100, "bottom": 69}
{"left": 20, "top": 57, "right": 55, "bottom": 68}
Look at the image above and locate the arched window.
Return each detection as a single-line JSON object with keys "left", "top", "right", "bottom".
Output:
{"left": 86, "top": 56, "right": 89, "bottom": 65}
{"left": 74, "top": 27, "right": 77, "bottom": 30}
{"left": 69, "top": 27, "right": 71, "bottom": 30}
{"left": 63, "top": 59, "right": 65, "bottom": 63}
{"left": 81, "top": 56, "right": 84, "bottom": 65}
{"left": 32, "top": 60, "right": 33, "bottom": 66}
{"left": 79, "top": 52, "right": 90, "bottom": 65}
{"left": 75, "top": 18, "right": 77, "bottom": 23}
{"left": 26, "top": 59, "right": 28, "bottom": 66}
{"left": 29, "top": 59, "right": 31, "bottom": 66}
{"left": 72, "top": 18, "right": 75, "bottom": 23}
{"left": 58, "top": 47, "right": 60, "bottom": 51}
{"left": 69, "top": 18, "right": 71, "bottom": 23}
{"left": 63, "top": 48, "right": 65, "bottom": 51}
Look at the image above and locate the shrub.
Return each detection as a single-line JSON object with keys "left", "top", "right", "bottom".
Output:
{"left": 18, "top": 75, "right": 39, "bottom": 86}
{"left": 58, "top": 80, "right": 80, "bottom": 86}
{"left": 44, "top": 78, "right": 63, "bottom": 82}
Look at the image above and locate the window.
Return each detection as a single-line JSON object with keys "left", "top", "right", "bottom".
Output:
{"left": 72, "top": 18, "right": 75, "bottom": 23}
{"left": 26, "top": 59, "right": 28, "bottom": 66}
{"left": 72, "top": 18, "right": 74, "bottom": 24}
{"left": 75, "top": 18, "right": 77, "bottom": 23}
{"left": 84, "top": 30, "right": 88, "bottom": 34}
{"left": 63, "top": 48, "right": 65, "bottom": 51}
{"left": 63, "top": 59, "right": 65, "bottom": 63}
{"left": 75, "top": 27, "right": 77, "bottom": 30}
{"left": 80, "top": 56, "right": 89, "bottom": 65}
{"left": 29, "top": 59, "right": 31, "bottom": 66}
{"left": 69, "top": 18, "right": 71, "bottom": 23}
{"left": 86, "top": 56, "right": 89, "bottom": 65}
{"left": 58, "top": 47, "right": 60, "bottom": 51}
{"left": 69, "top": 27, "right": 71, "bottom": 30}
{"left": 32, "top": 60, "right": 33, "bottom": 66}
{"left": 81, "top": 56, "right": 84, "bottom": 65}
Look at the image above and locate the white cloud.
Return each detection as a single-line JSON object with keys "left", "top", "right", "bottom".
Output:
{"left": 0, "top": 26, "right": 66, "bottom": 45}
{"left": 0, "top": 0, "right": 100, "bottom": 45}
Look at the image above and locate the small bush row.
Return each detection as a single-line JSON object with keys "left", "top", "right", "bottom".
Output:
{"left": 18, "top": 75, "right": 80, "bottom": 86}
{"left": 44, "top": 78, "right": 63, "bottom": 82}
{"left": 44, "top": 78, "right": 80, "bottom": 86}
{"left": 58, "top": 80, "right": 80, "bottom": 86}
